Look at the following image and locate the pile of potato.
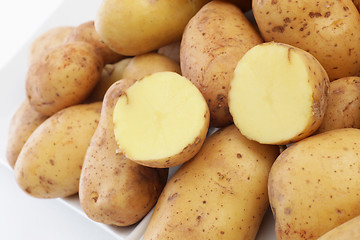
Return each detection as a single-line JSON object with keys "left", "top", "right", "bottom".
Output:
{"left": 6, "top": 0, "right": 360, "bottom": 239}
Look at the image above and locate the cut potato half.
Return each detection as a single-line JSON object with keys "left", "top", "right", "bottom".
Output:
{"left": 229, "top": 42, "right": 329, "bottom": 145}
{"left": 113, "top": 71, "right": 210, "bottom": 168}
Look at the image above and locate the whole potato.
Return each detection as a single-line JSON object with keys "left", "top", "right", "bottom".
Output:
{"left": 6, "top": 99, "right": 47, "bottom": 168}
{"left": 143, "top": 125, "right": 279, "bottom": 239}
{"left": 26, "top": 41, "right": 104, "bottom": 116}
{"left": 28, "top": 26, "right": 74, "bottom": 65}
{"left": 14, "top": 102, "right": 101, "bottom": 199}
{"left": 122, "top": 52, "right": 181, "bottom": 80}
{"left": 181, "top": 0, "right": 263, "bottom": 127}
{"left": 269, "top": 128, "right": 360, "bottom": 240}
{"left": 253, "top": 0, "right": 360, "bottom": 81}
{"left": 95, "top": 0, "right": 210, "bottom": 56}
{"left": 65, "top": 21, "right": 124, "bottom": 64}
{"left": 317, "top": 76, "right": 360, "bottom": 133}
{"left": 80, "top": 79, "right": 168, "bottom": 226}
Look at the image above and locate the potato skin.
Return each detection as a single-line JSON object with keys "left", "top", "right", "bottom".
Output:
{"left": 317, "top": 215, "right": 360, "bottom": 240}
{"left": 28, "top": 26, "right": 74, "bottom": 65}
{"left": 180, "top": 0, "right": 263, "bottom": 127}
{"left": 122, "top": 52, "right": 181, "bottom": 81}
{"left": 95, "top": 0, "right": 210, "bottom": 56}
{"left": 79, "top": 79, "right": 168, "bottom": 226}
{"left": 6, "top": 99, "right": 47, "bottom": 168}
{"left": 317, "top": 76, "right": 360, "bottom": 133}
{"left": 252, "top": 0, "right": 360, "bottom": 81}
{"left": 14, "top": 102, "right": 102, "bottom": 199}
{"left": 269, "top": 128, "right": 360, "bottom": 240}
{"left": 26, "top": 42, "right": 104, "bottom": 116}
{"left": 143, "top": 125, "right": 279, "bottom": 240}
{"left": 65, "top": 21, "right": 124, "bottom": 64}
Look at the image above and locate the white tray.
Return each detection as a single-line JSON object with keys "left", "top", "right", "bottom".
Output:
{"left": 0, "top": 1, "right": 276, "bottom": 239}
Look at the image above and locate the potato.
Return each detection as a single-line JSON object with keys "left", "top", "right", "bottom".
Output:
{"left": 122, "top": 52, "right": 181, "bottom": 80}
{"left": 142, "top": 125, "right": 279, "bottom": 240}
{"left": 14, "top": 102, "right": 101, "bottom": 199}
{"left": 6, "top": 99, "right": 47, "bottom": 168}
{"left": 226, "top": 0, "right": 253, "bottom": 12}
{"left": 157, "top": 41, "right": 181, "bottom": 63}
{"left": 318, "top": 76, "right": 360, "bottom": 133}
{"left": 79, "top": 79, "right": 168, "bottom": 226}
{"left": 180, "top": 0, "right": 263, "bottom": 127}
{"left": 28, "top": 26, "right": 74, "bottom": 65}
{"left": 26, "top": 41, "right": 104, "bottom": 116}
{"left": 252, "top": 0, "right": 360, "bottom": 81}
{"left": 95, "top": 0, "right": 210, "bottom": 56}
{"left": 354, "top": 0, "right": 360, "bottom": 11}
{"left": 64, "top": 21, "right": 124, "bottom": 64}
{"left": 229, "top": 42, "right": 329, "bottom": 145}
{"left": 87, "top": 58, "right": 132, "bottom": 102}
{"left": 113, "top": 71, "right": 210, "bottom": 168}
{"left": 318, "top": 215, "right": 360, "bottom": 240}
{"left": 268, "top": 128, "right": 360, "bottom": 240}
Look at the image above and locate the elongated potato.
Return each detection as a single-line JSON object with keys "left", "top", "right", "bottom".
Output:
{"left": 122, "top": 52, "right": 181, "bottom": 80}
{"left": 6, "top": 99, "right": 47, "bottom": 168}
{"left": 269, "top": 128, "right": 360, "bottom": 240}
{"left": 95, "top": 0, "right": 210, "bottom": 56}
{"left": 180, "top": 0, "right": 263, "bottom": 127}
{"left": 318, "top": 215, "right": 360, "bottom": 240}
{"left": 87, "top": 58, "right": 132, "bottom": 102}
{"left": 65, "top": 21, "right": 123, "bottom": 64}
{"left": 26, "top": 42, "right": 103, "bottom": 116}
{"left": 28, "top": 26, "right": 74, "bottom": 65}
{"left": 113, "top": 71, "right": 210, "bottom": 168}
{"left": 253, "top": 0, "right": 360, "bottom": 81}
{"left": 143, "top": 125, "right": 279, "bottom": 240}
{"left": 229, "top": 42, "right": 329, "bottom": 145}
{"left": 317, "top": 76, "right": 360, "bottom": 133}
{"left": 14, "top": 102, "right": 101, "bottom": 199}
{"left": 79, "top": 79, "right": 168, "bottom": 226}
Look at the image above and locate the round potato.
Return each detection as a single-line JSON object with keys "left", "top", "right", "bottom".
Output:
{"left": 65, "top": 21, "right": 124, "bottom": 64}
{"left": 95, "top": 0, "right": 210, "bottom": 56}
{"left": 14, "top": 102, "right": 102, "bottom": 199}
{"left": 122, "top": 52, "right": 181, "bottom": 80}
{"left": 253, "top": 0, "right": 360, "bottom": 81}
{"left": 28, "top": 26, "right": 74, "bottom": 65}
{"left": 26, "top": 41, "right": 104, "bottom": 116}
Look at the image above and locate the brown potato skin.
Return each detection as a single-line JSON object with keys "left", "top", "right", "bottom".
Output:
{"left": 28, "top": 26, "right": 74, "bottom": 65}
{"left": 65, "top": 21, "right": 124, "bottom": 64}
{"left": 269, "top": 128, "right": 360, "bottom": 240}
{"left": 226, "top": 0, "right": 253, "bottom": 12}
{"left": 353, "top": 0, "right": 360, "bottom": 11}
{"left": 26, "top": 42, "right": 104, "bottom": 116}
{"left": 157, "top": 41, "right": 181, "bottom": 64}
{"left": 143, "top": 125, "right": 279, "bottom": 240}
{"left": 79, "top": 79, "right": 168, "bottom": 226}
{"left": 317, "top": 76, "right": 360, "bottom": 133}
{"left": 6, "top": 99, "right": 47, "bottom": 168}
{"left": 14, "top": 102, "right": 102, "bottom": 199}
{"left": 253, "top": 0, "right": 360, "bottom": 81}
{"left": 180, "top": 0, "right": 263, "bottom": 127}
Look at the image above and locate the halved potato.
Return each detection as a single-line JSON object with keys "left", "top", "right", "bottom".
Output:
{"left": 229, "top": 42, "right": 329, "bottom": 145}
{"left": 113, "top": 71, "right": 210, "bottom": 168}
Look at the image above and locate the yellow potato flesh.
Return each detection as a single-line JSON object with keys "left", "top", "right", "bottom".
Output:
{"left": 113, "top": 71, "right": 208, "bottom": 165}
{"left": 229, "top": 44, "right": 318, "bottom": 144}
